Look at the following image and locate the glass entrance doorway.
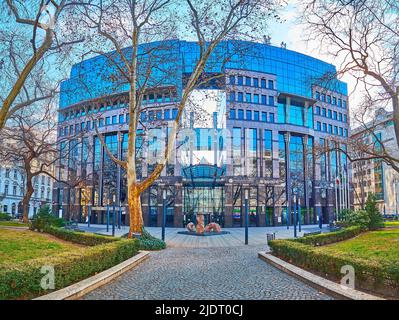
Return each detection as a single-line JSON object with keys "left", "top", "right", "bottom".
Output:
{"left": 183, "top": 186, "right": 224, "bottom": 226}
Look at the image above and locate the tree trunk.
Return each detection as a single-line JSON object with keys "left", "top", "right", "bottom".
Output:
{"left": 22, "top": 180, "right": 34, "bottom": 223}
{"left": 128, "top": 183, "right": 142, "bottom": 238}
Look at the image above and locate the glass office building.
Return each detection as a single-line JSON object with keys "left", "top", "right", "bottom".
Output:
{"left": 55, "top": 40, "right": 351, "bottom": 227}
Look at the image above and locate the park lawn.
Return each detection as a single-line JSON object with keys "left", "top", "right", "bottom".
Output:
{"left": 0, "top": 229, "right": 81, "bottom": 265}
{"left": 0, "top": 221, "right": 28, "bottom": 227}
{"left": 384, "top": 221, "right": 399, "bottom": 227}
{"left": 315, "top": 228, "right": 399, "bottom": 265}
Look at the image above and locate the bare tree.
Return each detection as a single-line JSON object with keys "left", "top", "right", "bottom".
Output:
{"left": 0, "top": 0, "right": 85, "bottom": 130}
{"left": 0, "top": 101, "right": 90, "bottom": 223}
{"left": 301, "top": 0, "right": 399, "bottom": 167}
{"left": 74, "top": 0, "right": 280, "bottom": 237}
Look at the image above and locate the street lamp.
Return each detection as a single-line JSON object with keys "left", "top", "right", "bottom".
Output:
{"left": 162, "top": 189, "right": 167, "bottom": 241}
{"left": 244, "top": 188, "right": 249, "bottom": 245}
{"left": 293, "top": 191, "right": 297, "bottom": 238}
{"left": 298, "top": 197, "right": 301, "bottom": 233}
{"left": 112, "top": 194, "right": 116, "bottom": 237}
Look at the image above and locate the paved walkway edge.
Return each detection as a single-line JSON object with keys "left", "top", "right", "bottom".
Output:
{"left": 258, "top": 252, "right": 384, "bottom": 300}
{"left": 34, "top": 251, "right": 150, "bottom": 300}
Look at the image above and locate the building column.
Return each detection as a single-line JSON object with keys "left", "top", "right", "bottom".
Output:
{"left": 224, "top": 182, "right": 233, "bottom": 228}
{"left": 174, "top": 182, "right": 183, "bottom": 228}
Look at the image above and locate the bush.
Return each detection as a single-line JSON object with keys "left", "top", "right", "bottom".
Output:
{"left": 44, "top": 226, "right": 120, "bottom": 246}
{"left": 0, "top": 238, "right": 139, "bottom": 300}
{"left": 0, "top": 212, "right": 11, "bottom": 221}
{"left": 295, "top": 226, "right": 362, "bottom": 246}
{"left": 269, "top": 237, "right": 399, "bottom": 295}
{"left": 30, "top": 205, "right": 65, "bottom": 232}
{"left": 365, "top": 194, "right": 384, "bottom": 230}
{"left": 139, "top": 228, "right": 166, "bottom": 250}
{"left": 121, "top": 228, "right": 166, "bottom": 250}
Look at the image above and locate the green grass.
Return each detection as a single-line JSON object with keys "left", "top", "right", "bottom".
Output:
{"left": 384, "top": 221, "right": 399, "bottom": 227}
{"left": 0, "top": 221, "right": 28, "bottom": 227}
{"left": 316, "top": 228, "right": 399, "bottom": 265}
{"left": 0, "top": 229, "right": 81, "bottom": 265}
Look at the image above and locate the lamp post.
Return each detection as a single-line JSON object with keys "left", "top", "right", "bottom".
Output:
{"left": 87, "top": 204, "right": 91, "bottom": 228}
{"left": 293, "top": 192, "right": 297, "bottom": 238}
{"left": 162, "top": 189, "right": 167, "bottom": 241}
{"left": 112, "top": 194, "right": 116, "bottom": 237}
{"left": 244, "top": 188, "right": 249, "bottom": 245}
{"left": 106, "top": 203, "right": 110, "bottom": 232}
{"left": 298, "top": 197, "right": 301, "bottom": 233}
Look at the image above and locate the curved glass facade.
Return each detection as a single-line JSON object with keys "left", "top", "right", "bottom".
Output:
{"left": 55, "top": 40, "right": 351, "bottom": 228}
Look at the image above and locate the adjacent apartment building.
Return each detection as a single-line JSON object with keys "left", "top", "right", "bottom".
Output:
{"left": 351, "top": 108, "right": 399, "bottom": 214}
{"left": 0, "top": 165, "right": 54, "bottom": 217}
{"left": 54, "top": 39, "right": 351, "bottom": 227}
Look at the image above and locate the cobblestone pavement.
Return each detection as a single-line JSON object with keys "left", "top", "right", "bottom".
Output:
{"left": 83, "top": 245, "right": 333, "bottom": 300}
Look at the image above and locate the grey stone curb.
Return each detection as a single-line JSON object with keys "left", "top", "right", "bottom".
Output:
{"left": 34, "top": 251, "right": 150, "bottom": 300}
{"left": 258, "top": 251, "right": 384, "bottom": 300}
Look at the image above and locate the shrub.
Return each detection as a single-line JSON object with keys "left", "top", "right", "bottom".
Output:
{"left": 121, "top": 228, "right": 166, "bottom": 250}
{"left": 365, "top": 194, "right": 384, "bottom": 230}
{"left": 0, "top": 212, "right": 11, "bottom": 221}
{"left": 0, "top": 238, "right": 139, "bottom": 300}
{"left": 295, "top": 226, "right": 362, "bottom": 246}
{"left": 30, "top": 205, "right": 65, "bottom": 232}
{"left": 44, "top": 226, "right": 120, "bottom": 246}
{"left": 269, "top": 238, "right": 399, "bottom": 295}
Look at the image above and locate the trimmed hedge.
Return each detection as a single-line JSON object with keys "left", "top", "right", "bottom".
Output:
{"left": 0, "top": 238, "right": 139, "bottom": 300}
{"left": 0, "top": 213, "right": 11, "bottom": 221}
{"left": 295, "top": 226, "right": 362, "bottom": 246}
{"left": 44, "top": 226, "right": 120, "bottom": 246}
{"left": 269, "top": 227, "right": 399, "bottom": 296}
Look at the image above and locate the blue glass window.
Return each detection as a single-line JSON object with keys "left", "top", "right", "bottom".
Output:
{"left": 328, "top": 109, "right": 332, "bottom": 118}
{"left": 119, "top": 114, "right": 124, "bottom": 123}
{"left": 230, "top": 91, "right": 236, "bottom": 101}
{"left": 316, "top": 121, "right": 321, "bottom": 131}
{"left": 149, "top": 111, "right": 154, "bottom": 121}
{"left": 253, "top": 94, "right": 259, "bottom": 104}
{"left": 315, "top": 91, "right": 320, "bottom": 100}
{"left": 268, "top": 96, "right": 274, "bottom": 106}
{"left": 254, "top": 111, "right": 259, "bottom": 121}
{"left": 261, "top": 79, "right": 266, "bottom": 88}
{"left": 289, "top": 103, "right": 304, "bottom": 126}
{"left": 333, "top": 111, "right": 337, "bottom": 120}
{"left": 322, "top": 107, "right": 326, "bottom": 117}
{"left": 322, "top": 123, "right": 327, "bottom": 132}
{"left": 112, "top": 115, "right": 117, "bottom": 124}
{"left": 262, "top": 112, "right": 267, "bottom": 122}
{"left": 344, "top": 128, "right": 348, "bottom": 137}
{"left": 230, "top": 108, "right": 236, "bottom": 119}
{"left": 339, "top": 127, "right": 343, "bottom": 136}
{"left": 164, "top": 109, "right": 170, "bottom": 120}
{"left": 343, "top": 114, "right": 347, "bottom": 123}
{"left": 141, "top": 112, "right": 147, "bottom": 122}
{"left": 338, "top": 99, "right": 342, "bottom": 107}
{"left": 246, "top": 93, "right": 251, "bottom": 103}
{"left": 268, "top": 80, "right": 274, "bottom": 89}
{"left": 238, "top": 76, "right": 243, "bottom": 85}
{"left": 238, "top": 109, "right": 244, "bottom": 120}
{"left": 261, "top": 95, "right": 267, "bottom": 105}
{"left": 269, "top": 113, "right": 275, "bottom": 123}
{"left": 328, "top": 124, "right": 332, "bottom": 133}
{"left": 253, "top": 78, "right": 259, "bottom": 87}
{"left": 338, "top": 113, "right": 342, "bottom": 121}
{"left": 172, "top": 108, "right": 178, "bottom": 119}
{"left": 126, "top": 114, "right": 129, "bottom": 123}
{"left": 106, "top": 117, "right": 111, "bottom": 125}
{"left": 321, "top": 93, "right": 326, "bottom": 102}
{"left": 238, "top": 92, "right": 244, "bottom": 102}
{"left": 99, "top": 118, "right": 104, "bottom": 127}
{"left": 245, "top": 77, "right": 251, "bottom": 86}
{"left": 333, "top": 97, "right": 337, "bottom": 105}
{"left": 327, "top": 95, "right": 331, "bottom": 104}
{"left": 334, "top": 126, "right": 338, "bottom": 135}
{"left": 229, "top": 75, "right": 235, "bottom": 85}
{"left": 343, "top": 100, "right": 347, "bottom": 108}
{"left": 315, "top": 106, "right": 321, "bottom": 115}
{"left": 246, "top": 110, "right": 252, "bottom": 120}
